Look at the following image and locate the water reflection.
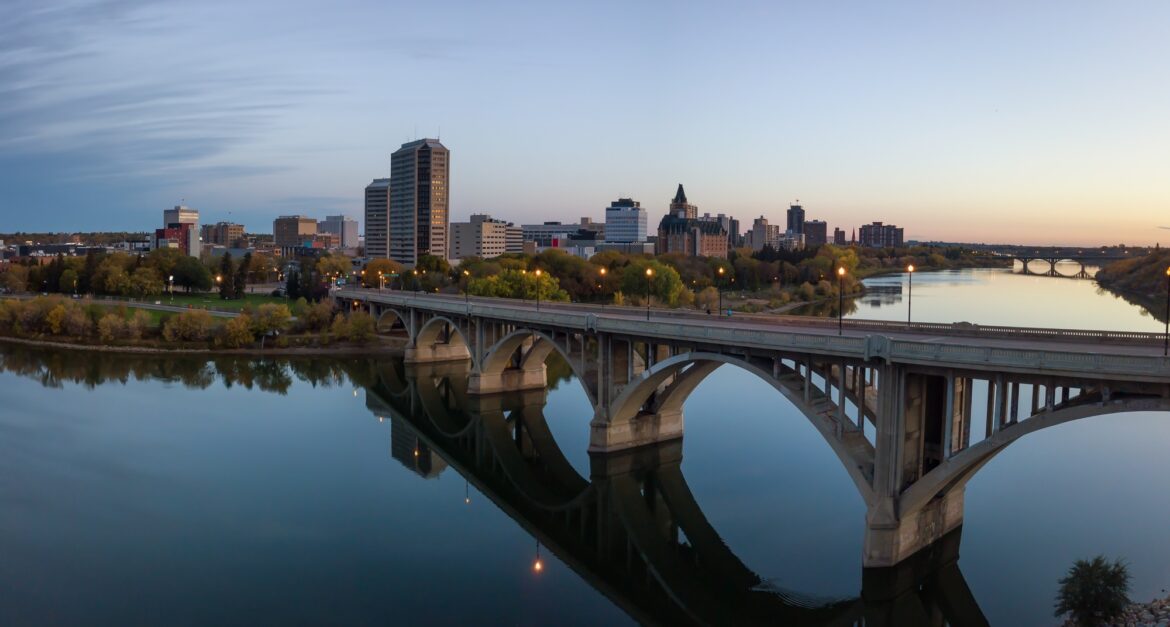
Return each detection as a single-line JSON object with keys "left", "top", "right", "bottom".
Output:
{"left": 0, "top": 346, "right": 989, "bottom": 626}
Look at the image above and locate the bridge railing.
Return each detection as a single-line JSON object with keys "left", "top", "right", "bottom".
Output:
{"left": 336, "top": 289, "right": 1166, "bottom": 346}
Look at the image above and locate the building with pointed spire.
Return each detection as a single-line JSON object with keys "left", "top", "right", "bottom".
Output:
{"left": 669, "top": 184, "right": 697, "bottom": 219}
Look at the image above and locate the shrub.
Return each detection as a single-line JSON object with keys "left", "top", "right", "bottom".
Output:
{"left": 251, "top": 303, "right": 291, "bottom": 338}
{"left": 162, "top": 310, "right": 214, "bottom": 342}
{"left": 125, "top": 310, "right": 151, "bottom": 340}
{"left": 1054, "top": 555, "right": 1130, "bottom": 626}
{"left": 97, "top": 313, "right": 126, "bottom": 342}
{"left": 347, "top": 312, "right": 375, "bottom": 343}
{"left": 302, "top": 300, "right": 335, "bottom": 332}
{"left": 218, "top": 314, "right": 254, "bottom": 348}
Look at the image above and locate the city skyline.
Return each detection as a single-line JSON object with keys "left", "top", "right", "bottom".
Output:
{"left": 2, "top": 1, "right": 1169, "bottom": 246}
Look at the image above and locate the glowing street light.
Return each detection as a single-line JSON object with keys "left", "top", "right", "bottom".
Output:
{"left": 463, "top": 269, "right": 471, "bottom": 305}
{"left": 1164, "top": 266, "right": 1170, "bottom": 356}
{"left": 533, "top": 540, "right": 544, "bottom": 574}
{"left": 717, "top": 266, "right": 726, "bottom": 315}
{"left": 906, "top": 264, "right": 915, "bottom": 327}
{"left": 645, "top": 267, "right": 654, "bottom": 320}
{"left": 534, "top": 268, "right": 543, "bottom": 311}
{"left": 837, "top": 267, "right": 846, "bottom": 336}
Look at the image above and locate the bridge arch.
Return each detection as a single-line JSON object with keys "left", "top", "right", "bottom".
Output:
{"left": 601, "top": 351, "right": 876, "bottom": 505}
{"left": 474, "top": 329, "right": 596, "bottom": 405}
{"left": 899, "top": 395, "right": 1170, "bottom": 517}
{"left": 375, "top": 308, "right": 410, "bottom": 336}
{"left": 407, "top": 315, "right": 471, "bottom": 363}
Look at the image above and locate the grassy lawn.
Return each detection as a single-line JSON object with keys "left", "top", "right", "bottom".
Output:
{"left": 156, "top": 293, "right": 289, "bottom": 311}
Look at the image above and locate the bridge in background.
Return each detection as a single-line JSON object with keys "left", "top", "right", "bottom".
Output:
{"left": 366, "top": 359, "right": 989, "bottom": 626}
{"left": 335, "top": 287, "right": 1170, "bottom": 569}
{"left": 983, "top": 245, "right": 1143, "bottom": 278}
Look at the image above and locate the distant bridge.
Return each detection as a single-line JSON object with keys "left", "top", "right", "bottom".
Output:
{"left": 984, "top": 246, "right": 1145, "bottom": 279}
{"left": 365, "top": 359, "right": 989, "bottom": 626}
{"left": 335, "top": 287, "right": 1170, "bottom": 569}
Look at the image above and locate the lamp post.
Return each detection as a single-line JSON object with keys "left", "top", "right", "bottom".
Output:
{"left": 906, "top": 264, "right": 915, "bottom": 327}
{"left": 1164, "top": 266, "right": 1169, "bottom": 356}
{"left": 837, "top": 266, "right": 846, "bottom": 336}
{"left": 717, "top": 266, "right": 725, "bottom": 315}
{"left": 645, "top": 267, "right": 654, "bottom": 320}
{"left": 534, "top": 269, "right": 543, "bottom": 311}
{"left": 168, "top": 275, "right": 174, "bottom": 303}
{"left": 412, "top": 269, "right": 419, "bottom": 292}
{"left": 463, "top": 270, "right": 471, "bottom": 305}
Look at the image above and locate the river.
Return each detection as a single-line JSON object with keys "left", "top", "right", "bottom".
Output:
{"left": 2, "top": 267, "right": 1167, "bottom": 626}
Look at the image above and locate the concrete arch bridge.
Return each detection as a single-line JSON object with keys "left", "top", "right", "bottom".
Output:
{"left": 364, "top": 359, "right": 990, "bottom": 626}
{"left": 336, "top": 288, "right": 1170, "bottom": 569}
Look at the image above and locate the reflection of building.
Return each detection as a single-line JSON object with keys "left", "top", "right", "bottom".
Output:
{"left": 390, "top": 417, "right": 447, "bottom": 478}
{"left": 364, "top": 178, "right": 391, "bottom": 258}
{"left": 858, "top": 221, "right": 905, "bottom": 248}
{"left": 390, "top": 138, "right": 449, "bottom": 266}
{"left": 604, "top": 198, "right": 647, "bottom": 243}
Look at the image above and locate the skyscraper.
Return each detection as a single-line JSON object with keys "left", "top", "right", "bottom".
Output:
{"left": 273, "top": 215, "right": 317, "bottom": 248}
{"left": 786, "top": 203, "right": 805, "bottom": 235}
{"left": 669, "top": 184, "right": 697, "bottom": 219}
{"left": 604, "top": 198, "right": 647, "bottom": 243}
{"left": 319, "top": 214, "right": 360, "bottom": 249}
{"left": 803, "top": 220, "right": 828, "bottom": 247}
{"left": 364, "top": 178, "right": 391, "bottom": 258}
{"left": 389, "top": 139, "right": 449, "bottom": 266}
{"left": 161, "top": 205, "right": 199, "bottom": 257}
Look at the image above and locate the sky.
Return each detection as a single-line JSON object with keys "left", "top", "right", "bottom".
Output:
{"left": 2, "top": 0, "right": 1169, "bottom": 246}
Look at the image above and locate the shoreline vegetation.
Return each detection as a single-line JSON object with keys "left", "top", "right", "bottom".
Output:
{"left": 1095, "top": 250, "right": 1170, "bottom": 323}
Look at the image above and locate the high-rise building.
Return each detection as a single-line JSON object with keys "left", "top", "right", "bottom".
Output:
{"left": 858, "top": 221, "right": 905, "bottom": 248}
{"left": 786, "top": 203, "right": 805, "bottom": 235}
{"left": 389, "top": 139, "right": 449, "bottom": 266}
{"left": 201, "top": 222, "right": 245, "bottom": 248}
{"left": 833, "top": 227, "right": 847, "bottom": 245}
{"left": 505, "top": 223, "right": 524, "bottom": 254}
{"left": 668, "top": 184, "right": 697, "bottom": 219}
{"left": 604, "top": 198, "right": 647, "bottom": 243}
{"left": 449, "top": 214, "right": 510, "bottom": 260}
{"left": 319, "top": 215, "right": 359, "bottom": 249}
{"left": 364, "top": 178, "right": 391, "bottom": 258}
{"left": 804, "top": 220, "right": 828, "bottom": 247}
{"left": 160, "top": 205, "right": 200, "bottom": 257}
{"left": 273, "top": 215, "right": 317, "bottom": 248}
{"left": 521, "top": 218, "right": 603, "bottom": 247}
{"left": 747, "top": 216, "right": 781, "bottom": 252}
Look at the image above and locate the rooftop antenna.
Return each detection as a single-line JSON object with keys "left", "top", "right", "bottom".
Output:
{"left": 437, "top": 126, "right": 441, "bottom": 140}
{"left": 413, "top": 125, "right": 418, "bottom": 140}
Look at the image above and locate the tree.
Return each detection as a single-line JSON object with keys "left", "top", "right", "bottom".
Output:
{"left": 234, "top": 252, "right": 251, "bottom": 299}
{"left": 620, "top": 259, "right": 685, "bottom": 307}
{"left": 162, "top": 310, "right": 214, "bottom": 342}
{"left": 218, "top": 314, "right": 254, "bottom": 348}
{"left": 60, "top": 269, "right": 79, "bottom": 295}
{"left": 1, "top": 265, "right": 29, "bottom": 293}
{"left": 1055, "top": 556, "right": 1130, "bottom": 626}
{"left": 251, "top": 303, "right": 291, "bottom": 338}
{"left": 172, "top": 255, "right": 212, "bottom": 292}
{"left": 362, "top": 258, "right": 402, "bottom": 288}
{"left": 285, "top": 271, "right": 300, "bottom": 300}
{"left": 218, "top": 252, "right": 234, "bottom": 299}
{"left": 79, "top": 249, "right": 101, "bottom": 294}
{"left": 316, "top": 254, "right": 351, "bottom": 287}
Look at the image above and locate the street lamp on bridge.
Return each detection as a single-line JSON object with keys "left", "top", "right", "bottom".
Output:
{"left": 645, "top": 267, "right": 654, "bottom": 320}
{"left": 717, "top": 266, "right": 725, "bottom": 315}
{"left": 1164, "top": 266, "right": 1169, "bottom": 356}
{"left": 837, "top": 266, "right": 846, "bottom": 336}
{"left": 534, "top": 269, "right": 543, "bottom": 311}
{"left": 906, "top": 264, "right": 915, "bottom": 327}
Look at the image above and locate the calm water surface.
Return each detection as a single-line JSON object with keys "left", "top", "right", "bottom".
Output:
{"left": 2, "top": 268, "right": 1168, "bottom": 626}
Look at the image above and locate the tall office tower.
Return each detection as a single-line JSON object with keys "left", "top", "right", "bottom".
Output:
{"left": 364, "top": 178, "right": 391, "bottom": 258}
{"left": 319, "top": 215, "right": 360, "bottom": 249}
{"left": 389, "top": 139, "right": 449, "bottom": 266}
{"left": 273, "top": 215, "right": 317, "bottom": 248}
{"left": 833, "top": 227, "right": 847, "bottom": 245}
{"left": 803, "top": 220, "right": 828, "bottom": 247}
{"left": 604, "top": 198, "right": 647, "bottom": 243}
{"left": 669, "top": 184, "right": 697, "bottom": 219}
{"left": 786, "top": 203, "right": 805, "bottom": 235}
{"left": 505, "top": 223, "right": 524, "bottom": 253}
{"left": 162, "top": 205, "right": 200, "bottom": 257}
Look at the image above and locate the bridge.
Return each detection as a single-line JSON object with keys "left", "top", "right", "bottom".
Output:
{"left": 984, "top": 246, "right": 1143, "bottom": 278}
{"left": 335, "top": 287, "right": 1170, "bottom": 569}
{"left": 364, "top": 358, "right": 990, "bottom": 626}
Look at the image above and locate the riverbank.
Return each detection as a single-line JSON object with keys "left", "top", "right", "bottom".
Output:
{"left": 1062, "top": 593, "right": 1170, "bottom": 626}
{"left": 0, "top": 333, "right": 405, "bottom": 356}
{"left": 1094, "top": 250, "right": 1170, "bottom": 323}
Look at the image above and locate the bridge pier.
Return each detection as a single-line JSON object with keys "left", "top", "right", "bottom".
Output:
{"left": 589, "top": 408, "right": 684, "bottom": 453}
{"left": 404, "top": 342, "right": 471, "bottom": 364}
{"left": 468, "top": 363, "right": 548, "bottom": 395}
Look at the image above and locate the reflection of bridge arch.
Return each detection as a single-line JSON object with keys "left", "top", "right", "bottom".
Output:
{"left": 363, "top": 367, "right": 988, "bottom": 626}
{"left": 604, "top": 352, "right": 876, "bottom": 505}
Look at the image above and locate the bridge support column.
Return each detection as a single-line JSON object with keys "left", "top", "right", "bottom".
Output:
{"left": 588, "top": 408, "right": 684, "bottom": 453}
{"left": 864, "top": 367, "right": 968, "bottom": 568}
